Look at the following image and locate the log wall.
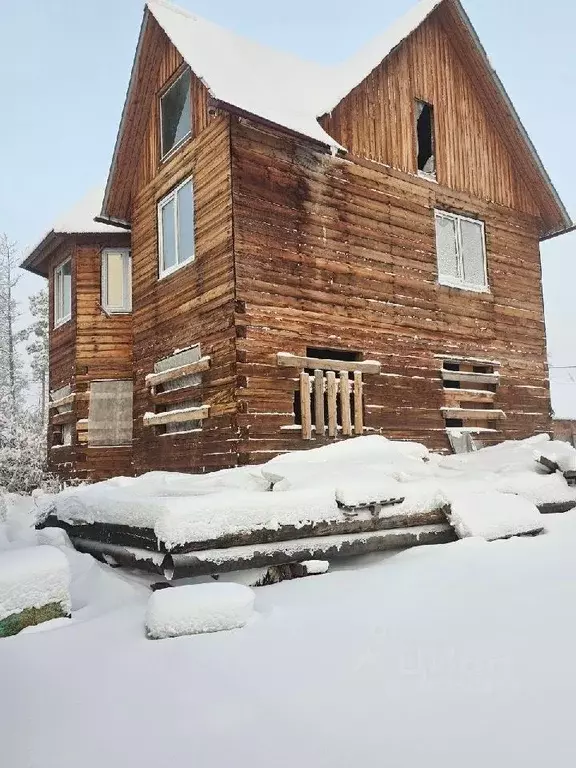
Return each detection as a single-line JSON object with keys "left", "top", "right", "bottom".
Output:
{"left": 47, "top": 234, "right": 133, "bottom": 481}
{"left": 129, "top": 113, "right": 237, "bottom": 474}
{"left": 230, "top": 116, "right": 552, "bottom": 459}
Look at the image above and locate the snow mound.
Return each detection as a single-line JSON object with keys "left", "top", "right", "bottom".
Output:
{"left": 302, "top": 560, "right": 329, "bottom": 575}
{"left": 154, "top": 488, "right": 339, "bottom": 549}
{"left": 335, "top": 477, "right": 404, "bottom": 507}
{"left": 145, "top": 583, "right": 255, "bottom": 639}
{"left": 0, "top": 545, "right": 71, "bottom": 622}
{"left": 448, "top": 492, "right": 544, "bottom": 541}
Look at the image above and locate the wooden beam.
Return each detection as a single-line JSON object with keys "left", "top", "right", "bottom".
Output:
{"left": 353, "top": 371, "right": 363, "bottom": 435}
{"left": 49, "top": 393, "right": 75, "bottom": 409}
{"left": 339, "top": 371, "right": 352, "bottom": 436}
{"left": 441, "top": 370, "right": 500, "bottom": 385}
{"left": 52, "top": 412, "right": 76, "bottom": 426}
{"left": 441, "top": 407, "right": 506, "bottom": 420}
{"left": 277, "top": 352, "right": 381, "bottom": 374}
{"left": 443, "top": 389, "right": 496, "bottom": 406}
{"left": 145, "top": 356, "right": 211, "bottom": 389}
{"left": 326, "top": 371, "right": 337, "bottom": 437}
{"left": 314, "top": 369, "right": 326, "bottom": 437}
{"left": 300, "top": 371, "right": 312, "bottom": 439}
{"left": 143, "top": 405, "right": 210, "bottom": 427}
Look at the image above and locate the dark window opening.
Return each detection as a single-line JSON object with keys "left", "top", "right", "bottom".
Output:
{"left": 416, "top": 100, "right": 435, "bottom": 176}
{"left": 160, "top": 69, "right": 192, "bottom": 158}
{"left": 306, "top": 347, "right": 361, "bottom": 362}
{"left": 473, "top": 365, "right": 493, "bottom": 374}
{"left": 443, "top": 362, "right": 460, "bottom": 371}
{"left": 444, "top": 380, "right": 461, "bottom": 389}
{"left": 446, "top": 419, "right": 464, "bottom": 428}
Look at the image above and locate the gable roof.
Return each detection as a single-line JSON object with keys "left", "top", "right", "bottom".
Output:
{"left": 22, "top": 188, "right": 128, "bottom": 277}
{"left": 101, "top": 0, "right": 571, "bottom": 237}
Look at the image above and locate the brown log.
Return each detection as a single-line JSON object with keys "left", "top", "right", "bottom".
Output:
{"left": 300, "top": 371, "right": 312, "bottom": 439}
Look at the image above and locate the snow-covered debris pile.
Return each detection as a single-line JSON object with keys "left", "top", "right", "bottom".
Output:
{"left": 42, "top": 434, "right": 576, "bottom": 551}
{"left": 301, "top": 560, "right": 329, "bottom": 575}
{"left": 448, "top": 492, "right": 544, "bottom": 541}
{"left": 536, "top": 440, "right": 576, "bottom": 473}
{"left": 0, "top": 545, "right": 71, "bottom": 637}
{"left": 145, "top": 583, "right": 255, "bottom": 639}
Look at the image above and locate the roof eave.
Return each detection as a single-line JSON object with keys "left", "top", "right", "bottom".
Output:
{"left": 20, "top": 231, "right": 64, "bottom": 277}
{"left": 450, "top": 0, "right": 571, "bottom": 233}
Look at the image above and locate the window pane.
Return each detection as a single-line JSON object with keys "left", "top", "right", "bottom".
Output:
{"left": 105, "top": 252, "right": 126, "bottom": 308}
{"left": 161, "top": 198, "right": 177, "bottom": 272}
{"left": 460, "top": 219, "right": 487, "bottom": 287}
{"left": 88, "top": 380, "right": 133, "bottom": 446}
{"left": 435, "top": 214, "right": 459, "bottom": 281}
{"left": 176, "top": 181, "right": 194, "bottom": 264}
{"left": 161, "top": 70, "right": 191, "bottom": 156}
{"left": 62, "top": 261, "right": 71, "bottom": 318}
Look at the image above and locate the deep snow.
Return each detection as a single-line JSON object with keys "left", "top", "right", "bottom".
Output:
{"left": 3, "top": 494, "right": 576, "bottom": 766}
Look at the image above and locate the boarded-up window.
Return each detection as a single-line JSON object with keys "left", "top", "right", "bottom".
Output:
{"left": 88, "top": 380, "right": 133, "bottom": 446}
{"left": 434, "top": 211, "right": 487, "bottom": 291}
{"left": 154, "top": 346, "right": 203, "bottom": 434}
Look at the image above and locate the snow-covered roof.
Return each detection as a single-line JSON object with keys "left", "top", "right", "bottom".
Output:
{"left": 21, "top": 188, "right": 127, "bottom": 276}
{"left": 146, "top": 0, "right": 443, "bottom": 144}
{"left": 147, "top": 0, "right": 339, "bottom": 149}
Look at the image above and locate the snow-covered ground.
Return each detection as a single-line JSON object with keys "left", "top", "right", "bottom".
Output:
{"left": 1, "top": 493, "right": 576, "bottom": 764}
{"left": 3, "top": 434, "right": 576, "bottom": 767}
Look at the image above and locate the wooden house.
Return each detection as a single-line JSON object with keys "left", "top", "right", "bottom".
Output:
{"left": 22, "top": 0, "right": 573, "bottom": 481}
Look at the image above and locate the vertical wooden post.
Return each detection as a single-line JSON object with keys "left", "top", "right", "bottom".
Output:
{"left": 353, "top": 371, "right": 363, "bottom": 435}
{"left": 314, "top": 369, "right": 325, "bottom": 437}
{"left": 300, "top": 371, "right": 312, "bottom": 439}
{"left": 339, "top": 371, "right": 352, "bottom": 436}
{"left": 326, "top": 371, "right": 337, "bottom": 437}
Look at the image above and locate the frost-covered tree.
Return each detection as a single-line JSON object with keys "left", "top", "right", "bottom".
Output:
{"left": 0, "top": 236, "right": 52, "bottom": 492}
{"left": 24, "top": 288, "right": 49, "bottom": 423}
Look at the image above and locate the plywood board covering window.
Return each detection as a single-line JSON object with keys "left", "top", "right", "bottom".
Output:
{"left": 160, "top": 68, "right": 192, "bottom": 158}
{"left": 54, "top": 258, "right": 72, "bottom": 327}
{"left": 88, "top": 380, "right": 133, "bottom": 446}
{"left": 101, "top": 249, "right": 131, "bottom": 313}
{"left": 435, "top": 211, "right": 488, "bottom": 292}
{"left": 158, "top": 177, "right": 195, "bottom": 278}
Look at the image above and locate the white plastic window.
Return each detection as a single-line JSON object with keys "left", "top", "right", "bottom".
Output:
{"left": 102, "top": 249, "right": 132, "bottom": 313}
{"left": 158, "top": 178, "right": 195, "bottom": 278}
{"left": 54, "top": 258, "right": 72, "bottom": 327}
{"left": 434, "top": 210, "right": 488, "bottom": 291}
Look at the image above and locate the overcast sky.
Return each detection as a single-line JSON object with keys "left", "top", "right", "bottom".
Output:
{"left": 1, "top": 0, "right": 574, "bottom": 415}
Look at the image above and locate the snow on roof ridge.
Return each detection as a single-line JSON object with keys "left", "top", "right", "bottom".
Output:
{"left": 319, "top": 0, "right": 445, "bottom": 115}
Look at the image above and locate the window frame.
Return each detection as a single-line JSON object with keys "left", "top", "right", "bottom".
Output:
{"left": 101, "top": 248, "right": 132, "bottom": 314}
{"left": 159, "top": 68, "right": 192, "bottom": 161}
{"left": 415, "top": 99, "right": 436, "bottom": 181}
{"left": 157, "top": 176, "right": 195, "bottom": 279}
{"left": 434, "top": 209, "right": 489, "bottom": 293}
{"left": 53, "top": 257, "right": 72, "bottom": 328}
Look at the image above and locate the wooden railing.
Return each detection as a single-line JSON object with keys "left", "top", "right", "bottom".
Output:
{"left": 277, "top": 353, "right": 381, "bottom": 440}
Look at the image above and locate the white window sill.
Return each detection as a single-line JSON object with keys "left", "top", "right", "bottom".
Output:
{"left": 417, "top": 170, "right": 438, "bottom": 183}
{"left": 438, "top": 278, "right": 490, "bottom": 295}
{"left": 54, "top": 315, "right": 72, "bottom": 330}
{"left": 103, "top": 308, "right": 132, "bottom": 315}
{"left": 159, "top": 255, "right": 195, "bottom": 280}
{"left": 160, "top": 131, "right": 193, "bottom": 165}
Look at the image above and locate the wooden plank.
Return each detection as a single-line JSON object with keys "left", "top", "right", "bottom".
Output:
{"left": 145, "top": 356, "right": 211, "bottom": 388}
{"left": 441, "top": 407, "right": 506, "bottom": 420}
{"left": 300, "top": 371, "right": 312, "bottom": 439}
{"left": 339, "top": 371, "right": 352, "bottom": 436}
{"left": 277, "top": 352, "right": 381, "bottom": 374}
{"left": 441, "top": 370, "right": 500, "bottom": 384}
{"left": 326, "top": 370, "right": 337, "bottom": 438}
{"left": 52, "top": 412, "right": 76, "bottom": 426}
{"left": 314, "top": 369, "right": 326, "bottom": 437}
{"left": 49, "top": 393, "right": 75, "bottom": 409}
{"left": 353, "top": 371, "right": 364, "bottom": 435}
{"left": 143, "top": 405, "right": 210, "bottom": 427}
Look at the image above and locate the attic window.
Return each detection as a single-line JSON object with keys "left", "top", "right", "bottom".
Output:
{"left": 416, "top": 100, "right": 435, "bottom": 177}
{"left": 160, "top": 69, "right": 192, "bottom": 158}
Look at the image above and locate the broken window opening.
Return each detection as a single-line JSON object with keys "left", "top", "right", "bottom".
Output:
{"left": 416, "top": 100, "right": 435, "bottom": 177}
{"left": 445, "top": 419, "right": 464, "bottom": 428}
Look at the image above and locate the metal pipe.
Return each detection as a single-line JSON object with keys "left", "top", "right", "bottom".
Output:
{"left": 70, "top": 537, "right": 166, "bottom": 574}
